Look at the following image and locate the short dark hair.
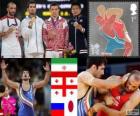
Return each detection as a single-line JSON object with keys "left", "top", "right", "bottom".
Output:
{"left": 22, "top": 70, "right": 31, "bottom": 76}
{"left": 7, "top": 2, "right": 16, "bottom": 8}
{"left": 0, "top": 85, "right": 5, "bottom": 93}
{"left": 50, "top": 2, "right": 60, "bottom": 9}
{"left": 19, "top": 66, "right": 31, "bottom": 77}
{"left": 27, "top": 0, "right": 36, "bottom": 8}
{"left": 71, "top": 2, "right": 81, "bottom": 9}
{"left": 87, "top": 57, "right": 107, "bottom": 69}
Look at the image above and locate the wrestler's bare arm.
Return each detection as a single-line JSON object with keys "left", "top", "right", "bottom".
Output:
{"left": 80, "top": 73, "right": 122, "bottom": 89}
{"left": 1, "top": 60, "right": 19, "bottom": 89}
{"left": 0, "top": 93, "right": 5, "bottom": 97}
{"left": 95, "top": 74, "right": 129, "bottom": 102}
{"left": 33, "top": 62, "right": 50, "bottom": 89}
{"left": 94, "top": 77, "right": 122, "bottom": 89}
{"left": 97, "top": 5, "right": 106, "bottom": 18}
{"left": 120, "top": 90, "right": 140, "bottom": 115}
{"left": 107, "top": 73, "right": 130, "bottom": 84}
{"left": 106, "top": 8, "right": 123, "bottom": 19}
{"left": 90, "top": 90, "right": 140, "bottom": 116}
{"left": 88, "top": 102, "right": 123, "bottom": 116}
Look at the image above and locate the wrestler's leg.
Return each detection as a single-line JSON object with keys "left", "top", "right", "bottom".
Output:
{"left": 123, "top": 42, "right": 133, "bottom": 56}
{"left": 101, "top": 32, "right": 125, "bottom": 53}
{"left": 100, "top": 32, "right": 115, "bottom": 53}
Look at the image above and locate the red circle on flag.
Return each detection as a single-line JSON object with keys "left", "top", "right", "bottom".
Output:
{"left": 68, "top": 100, "right": 74, "bottom": 112}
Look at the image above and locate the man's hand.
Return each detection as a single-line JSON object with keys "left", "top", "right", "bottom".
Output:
{"left": 33, "top": 62, "right": 50, "bottom": 89}
{"left": 3, "top": 27, "right": 15, "bottom": 38}
{"left": 28, "top": 17, "right": 36, "bottom": 28}
{"left": 74, "top": 22, "right": 84, "bottom": 32}
{"left": 97, "top": 5, "right": 106, "bottom": 18}
{"left": 7, "top": 27, "right": 15, "bottom": 33}
{"left": 28, "top": 21, "right": 33, "bottom": 28}
{"left": 1, "top": 60, "right": 8, "bottom": 70}
{"left": 43, "top": 62, "right": 50, "bottom": 72}
{"left": 87, "top": 103, "right": 105, "bottom": 116}
{"left": 87, "top": 107, "right": 95, "bottom": 116}
{"left": 92, "top": 103, "right": 106, "bottom": 112}
{"left": 104, "top": 96, "right": 116, "bottom": 106}
{"left": 48, "top": 29, "right": 57, "bottom": 39}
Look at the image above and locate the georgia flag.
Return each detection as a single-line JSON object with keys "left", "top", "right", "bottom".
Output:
{"left": 51, "top": 58, "right": 77, "bottom": 116}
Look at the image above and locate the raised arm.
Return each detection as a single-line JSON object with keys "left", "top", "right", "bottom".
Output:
{"left": 1, "top": 60, "right": 19, "bottom": 89}
{"left": 33, "top": 62, "right": 50, "bottom": 89}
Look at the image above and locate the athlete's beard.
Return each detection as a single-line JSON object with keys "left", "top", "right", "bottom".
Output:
{"left": 123, "top": 84, "right": 135, "bottom": 93}
{"left": 52, "top": 14, "right": 59, "bottom": 19}
{"left": 125, "top": 86, "right": 137, "bottom": 93}
{"left": 22, "top": 75, "right": 30, "bottom": 82}
{"left": 29, "top": 12, "right": 36, "bottom": 17}
{"left": 8, "top": 12, "right": 15, "bottom": 17}
{"left": 22, "top": 79, "right": 29, "bottom": 81}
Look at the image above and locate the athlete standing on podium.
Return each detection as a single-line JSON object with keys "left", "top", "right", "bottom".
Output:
{"left": 0, "top": 2, "right": 21, "bottom": 58}
{"left": 21, "top": 1, "right": 45, "bottom": 58}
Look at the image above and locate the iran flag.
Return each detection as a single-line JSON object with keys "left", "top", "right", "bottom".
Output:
{"left": 51, "top": 58, "right": 77, "bottom": 116}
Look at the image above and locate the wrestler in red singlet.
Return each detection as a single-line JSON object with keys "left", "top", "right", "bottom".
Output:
{"left": 96, "top": 15, "right": 133, "bottom": 56}
{"left": 96, "top": 15, "right": 125, "bottom": 39}
{"left": 97, "top": 86, "right": 133, "bottom": 116}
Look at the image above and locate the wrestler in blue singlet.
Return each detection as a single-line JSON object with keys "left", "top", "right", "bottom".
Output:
{"left": 100, "top": 31, "right": 125, "bottom": 53}
{"left": 78, "top": 88, "right": 94, "bottom": 116}
{"left": 18, "top": 84, "right": 35, "bottom": 116}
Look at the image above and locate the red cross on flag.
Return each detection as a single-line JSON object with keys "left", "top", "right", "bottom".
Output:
{"left": 51, "top": 58, "right": 77, "bottom": 116}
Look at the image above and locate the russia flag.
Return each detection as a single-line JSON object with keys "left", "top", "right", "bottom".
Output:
{"left": 51, "top": 103, "right": 64, "bottom": 116}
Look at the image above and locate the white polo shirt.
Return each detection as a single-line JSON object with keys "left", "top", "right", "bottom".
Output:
{"left": 0, "top": 16, "right": 21, "bottom": 58}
